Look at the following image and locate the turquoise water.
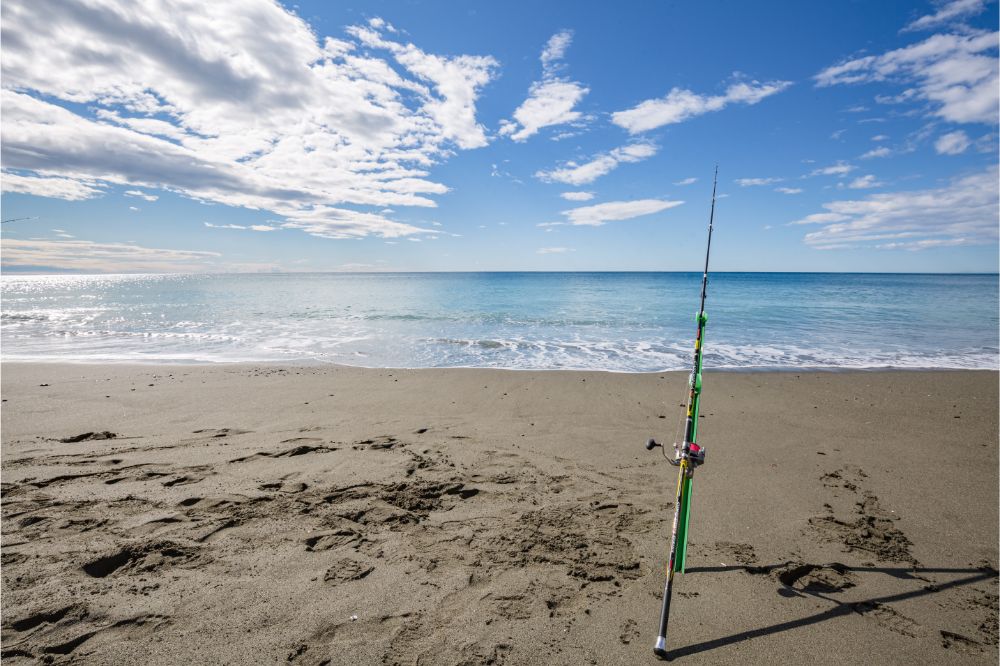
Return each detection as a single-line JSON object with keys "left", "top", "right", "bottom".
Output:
{"left": 1, "top": 272, "right": 997, "bottom": 370}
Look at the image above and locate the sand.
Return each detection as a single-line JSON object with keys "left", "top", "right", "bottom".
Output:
{"left": 1, "top": 363, "right": 997, "bottom": 665}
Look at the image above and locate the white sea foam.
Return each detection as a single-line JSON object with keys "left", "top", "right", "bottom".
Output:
{"left": 2, "top": 273, "right": 997, "bottom": 371}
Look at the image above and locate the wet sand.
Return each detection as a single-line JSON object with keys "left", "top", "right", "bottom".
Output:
{"left": 1, "top": 364, "right": 997, "bottom": 664}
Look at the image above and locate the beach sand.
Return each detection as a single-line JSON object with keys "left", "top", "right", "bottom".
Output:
{"left": 1, "top": 363, "right": 997, "bottom": 664}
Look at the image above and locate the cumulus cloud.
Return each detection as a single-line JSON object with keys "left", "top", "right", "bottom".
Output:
{"left": 537, "top": 246, "right": 573, "bottom": 254}
{"left": 499, "top": 31, "right": 589, "bottom": 142}
{"left": 775, "top": 187, "right": 803, "bottom": 194}
{"left": 541, "top": 31, "right": 573, "bottom": 71}
{"left": 736, "top": 177, "right": 783, "bottom": 186}
{"left": 560, "top": 198, "right": 683, "bottom": 226}
{"left": 847, "top": 174, "right": 882, "bottom": 189}
{"left": 935, "top": 129, "right": 972, "bottom": 154}
{"left": 499, "top": 81, "right": 589, "bottom": 143}
{"left": 1, "top": 238, "right": 222, "bottom": 272}
{"left": 860, "top": 146, "right": 891, "bottom": 159}
{"left": 791, "top": 166, "right": 998, "bottom": 250}
{"left": 560, "top": 191, "right": 595, "bottom": 201}
{"left": 815, "top": 30, "right": 999, "bottom": 125}
{"left": 535, "top": 142, "right": 658, "bottom": 186}
{"left": 902, "top": 0, "right": 988, "bottom": 32}
{"left": 611, "top": 79, "right": 791, "bottom": 133}
{"left": 1, "top": 2, "right": 499, "bottom": 239}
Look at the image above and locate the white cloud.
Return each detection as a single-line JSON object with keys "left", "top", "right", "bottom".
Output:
{"left": 974, "top": 132, "right": 998, "bottom": 152}
{"left": 128, "top": 205, "right": 140, "bottom": 211}
{"left": 204, "top": 222, "right": 276, "bottom": 231}
{"left": 1, "top": 3, "right": 499, "bottom": 239}
{"left": 561, "top": 198, "right": 683, "bottom": 226}
{"left": 537, "top": 246, "right": 573, "bottom": 254}
{"left": 499, "top": 80, "right": 589, "bottom": 142}
{"left": 1, "top": 238, "right": 222, "bottom": 272}
{"left": 277, "top": 205, "right": 433, "bottom": 239}
{"left": 560, "top": 191, "right": 595, "bottom": 201}
{"left": 861, "top": 146, "right": 891, "bottom": 159}
{"left": 815, "top": 31, "right": 999, "bottom": 125}
{"left": 541, "top": 31, "right": 573, "bottom": 71}
{"left": 847, "top": 174, "right": 882, "bottom": 189}
{"left": 550, "top": 130, "right": 583, "bottom": 141}
{"left": 1, "top": 172, "right": 104, "bottom": 201}
{"left": 499, "top": 31, "right": 589, "bottom": 142}
{"left": 935, "top": 129, "right": 972, "bottom": 154}
{"left": 346, "top": 23, "right": 498, "bottom": 150}
{"left": 902, "top": 0, "right": 988, "bottom": 32}
{"left": 611, "top": 79, "right": 792, "bottom": 133}
{"left": 367, "top": 17, "right": 397, "bottom": 34}
{"left": 792, "top": 166, "right": 998, "bottom": 250}
{"left": 674, "top": 177, "right": 698, "bottom": 186}
{"left": 810, "top": 162, "right": 856, "bottom": 176}
{"left": 831, "top": 129, "right": 847, "bottom": 140}
{"left": 775, "top": 187, "right": 803, "bottom": 194}
{"left": 872, "top": 134, "right": 889, "bottom": 141}
{"left": 536, "top": 142, "right": 658, "bottom": 186}
{"left": 124, "top": 189, "right": 159, "bottom": 201}
{"left": 736, "top": 177, "right": 783, "bottom": 186}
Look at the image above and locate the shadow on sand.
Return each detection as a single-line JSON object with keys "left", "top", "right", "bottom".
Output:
{"left": 663, "top": 562, "right": 998, "bottom": 660}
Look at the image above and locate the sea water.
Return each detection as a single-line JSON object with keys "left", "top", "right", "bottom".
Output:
{"left": 1, "top": 272, "right": 997, "bottom": 371}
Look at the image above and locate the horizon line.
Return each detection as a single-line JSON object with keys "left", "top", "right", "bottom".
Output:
{"left": 3, "top": 269, "right": 999, "bottom": 277}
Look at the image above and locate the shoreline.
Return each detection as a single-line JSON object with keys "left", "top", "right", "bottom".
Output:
{"left": 3, "top": 359, "right": 998, "bottom": 373}
{"left": 2, "top": 363, "right": 997, "bottom": 664}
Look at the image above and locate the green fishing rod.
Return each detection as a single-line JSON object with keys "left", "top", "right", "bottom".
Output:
{"left": 645, "top": 166, "right": 717, "bottom": 659}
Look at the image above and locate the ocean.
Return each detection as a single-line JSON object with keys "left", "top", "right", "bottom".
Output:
{"left": 1, "top": 272, "right": 997, "bottom": 371}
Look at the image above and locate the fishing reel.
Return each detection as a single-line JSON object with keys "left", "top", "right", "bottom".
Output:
{"left": 645, "top": 438, "right": 706, "bottom": 467}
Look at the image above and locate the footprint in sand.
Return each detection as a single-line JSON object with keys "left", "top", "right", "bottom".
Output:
{"left": 323, "top": 558, "right": 374, "bottom": 584}
{"left": 940, "top": 630, "right": 988, "bottom": 655}
{"left": 810, "top": 467, "right": 915, "bottom": 563}
{"left": 58, "top": 431, "right": 117, "bottom": 443}
{"left": 775, "top": 562, "right": 858, "bottom": 593}
{"left": 304, "top": 529, "right": 360, "bottom": 552}
{"left": 852, "top": 601, "right": 924, "bottom": 638}
{"left": 81, "top": 540, "right": 200, "bottom": 578}
{"left": 712, "top": 541, "right": 758, "bottom": 565}
{"left": 618, "top": 618, "right": 640, "bottom": 645}
{"left": 229, "top": 443, "right": 336, "bottom": 463}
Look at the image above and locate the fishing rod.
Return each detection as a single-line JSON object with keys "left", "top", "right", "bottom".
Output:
{"left": 1, "top": 216, "right": 38, "bottom": 224}
{"left": 645, "top": 166, "right": 717, "bottom": 659}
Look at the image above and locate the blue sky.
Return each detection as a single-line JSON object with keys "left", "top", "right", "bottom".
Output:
{"left": 1, "top": 0, "right": 997, "bottom": 273}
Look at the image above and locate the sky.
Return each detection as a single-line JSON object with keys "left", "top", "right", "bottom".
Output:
{"left": 1, "top": 0, "right": 998, "bottom": 273}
